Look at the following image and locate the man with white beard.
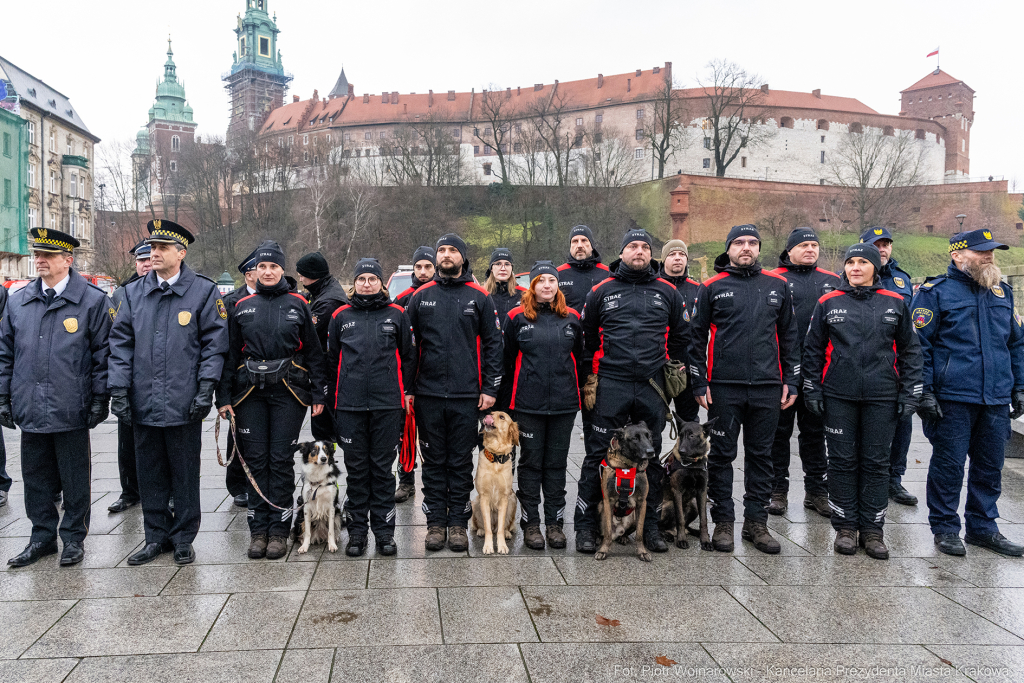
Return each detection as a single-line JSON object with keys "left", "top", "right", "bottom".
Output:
{"left": 912, "top": 228, "right": 1024, "bottom": 557}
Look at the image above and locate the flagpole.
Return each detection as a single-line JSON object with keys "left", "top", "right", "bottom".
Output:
{"left": 937, "top": 45, "right": 940, "bottom": 70}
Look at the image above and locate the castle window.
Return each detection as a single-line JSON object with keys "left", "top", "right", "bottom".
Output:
{"left": 962, "top": 139, "right": 965, "bottom": 152}
{"left": 380, "top": 131, "right": 386, "bottom": 139}
{"left": 817, "top": 119, "right": 829, "bottom": 131}
{"left": 303, "top": 151, "right": 308, "bottom": 162}
{"left": 821, "top": 135, "right": 826, "bottom": 143}
{"left": 820, "top": 151, "right": 826, "bottom": 164}
{"left": 635, "top": 148, "right": 645, "bottom": 160}
{"left": 595, "top": 115, "right": 603, "bottom": 123}
{"left": 515, "top": 123, "right": 522, "bottom": 132}
{"left": 594, "top": 132, "right": 603, "bottom": 143}
{"left": 365, "top": 132, "right": 371, "bottom": 140}
{"left": 452, "top": 128, "right": 461, "bottom": 138}
{"left": 915, "top": 129, "right": 925, "bottom": 140}
{"left": 576, "top": 118, "right": 583, "bottom": 127}
{"left": 344, "top": 133, "right": 351, "bottom": 141}
{"left": 288, "top": 136, "right": 294, "bottom": 145}
{"left": 780, "top": 117, "right": 794, "bottom": 129}
{"left": 883, "top": 126, "right": 894, "bottom": 137}
{"left": 483, "top": 163, "right": 492, "bottom": 176}
{"left": 485, "top": 128, "right": 492, "bottom": 136}
{"left": 172, "top": 135, "right": 180, "bottom": 151}
{"left": 741, "top": 156, "right": 747, "bottom": 168}
{"left": 303, "top": 135, "right": 308, "bottom": 145}
{"left": 926, "top": 225, "right": 934, "bottom": 233}
{"left": 701, "top": 157, "right": 709, "bottom": 168}
{"left": 326, "top": 134, "right": 331, "bottom": 144}
{"left": 637, "top": 130, "right": 645, "bottom": 141}
{"left": 473, "top": 145, "right": 480, "bottom": 154}
{"left": 169, "top": 161, "right": 177, "bottom": 172}
{"left": 703, "top": 137, "right": 712, "bottom": 149}
{"left": 595, "top": 150, "right": 601, "bottom": 161}
{"left": 484, "top": 145, "right": 493, "bottom": 154}
{"left": 849, "top": 122, "right": 863, "bottom": 134}
{"left": 513, "top": 143, "right": 522, "bottom": 153}
{"left": 820, "top": 179, "right": 825, "bottom": 185}
{"left": 636, "top": 109, "right": 644, "bottom": 119}
{"left": 574, "top": 134, "right": 583, "bottom": 147}
{"left": 278, "top": 137, "right": 283, "bottom": 146}
{"left": 259, "top": 37, "right": 270, "bottom": 57}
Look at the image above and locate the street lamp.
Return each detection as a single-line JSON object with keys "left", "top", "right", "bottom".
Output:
{"left": 955, "top": 214, "right": 967, "bottom": 231}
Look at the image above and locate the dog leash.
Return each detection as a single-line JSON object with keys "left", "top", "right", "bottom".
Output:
{"left": 647, "top": 378, "right": 678, "bottom": 443}
{"left": 215, "top": 413, "right": 310, "bottom": 514}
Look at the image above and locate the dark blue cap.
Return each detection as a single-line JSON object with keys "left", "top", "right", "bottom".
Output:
{"left": 354, "top": 257, "right": 384, "bottom": 281}
{"left": 530, "top": 260, "right": 559, "bottom": 282}
{"left": 726, "top": 224, "right": 760, "bottom": 249}
{"left": 237, "top": 248, "right": 258, "bottom": 274}
{"left": 130, "top": 239, "right": 151, "bottom": 260}
{"left": 860, "top": 226, "right": 893, "bottom": 245}
{"left": 621, "top": 228, "right": 654, "bottom": 252}
{"left": 412, "top": 246, "right": 435, "bottom": 266}
{"left": 146, "top": 219, "right": 194, "bottom": 246}
{"left": 949, "top": 229, "right": 1009, "bottom": 253}
{"left": 844, "top": 242, "right": 882, "bottom": 274}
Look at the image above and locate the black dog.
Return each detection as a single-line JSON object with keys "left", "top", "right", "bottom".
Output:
{"left": 659, "top": 418, "right": 717, "bottom": 551}
{"left": 596, "top": 421, "right": 656, "bottom": 562}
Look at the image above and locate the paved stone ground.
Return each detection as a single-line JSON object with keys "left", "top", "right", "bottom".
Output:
{"left": 1, "top": 414, "right": 1023, "bottom": 682}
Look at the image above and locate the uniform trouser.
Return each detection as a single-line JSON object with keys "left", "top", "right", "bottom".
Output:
{"left": 706, "top": 384, "right": 781, "bottom": 525}
{"left": 515, "top": 411, "right": 576, "bottom": 528}
{"left": 336, "top": 409, "right": 403, "bottom": 538}
{"left": 116, "top": 418, "right": 139, "bottom": 502}
{"left": 924, "top": 400, "right": 1009, "bottom": 537}
{"left": 0, "top": 427, "right": 11, "bottom": 493}
{"left": 235, "top": 384, "right": 307, "bottom": 537}
{"left": 21, "top": 429, "right": 90, "bottom": 545}
{"left": 889, "top": 413, "right": 914, "bottom": 484}
{"left": 311, "top": 406, "right": 337, "bottom": 443}
{"left": 769, "top": 397, "right": 828, "bottom": 497}
{"left": 823, "top": 397, "right": 897, "bottom": 532}
{"left": 135, "top": 422, "right": 202, "bottom": 546}
{"left": 415, "top": 396, "right": 478, "bottom": 528}
{"left": 575, "top": 376, "right": 667, "bottom": 534}
{"left": 673, "top": 392, "right": 701, "bottom": 425}
{"left": 224, "top": 426, "right": 247, "bottom": 497}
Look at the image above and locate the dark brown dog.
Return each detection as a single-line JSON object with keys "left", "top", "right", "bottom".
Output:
{"left": 595, "top": 422, "right": 655, "bottom": 562}
{"left": 659, "top": 418, "right": 717, "bottom": 551}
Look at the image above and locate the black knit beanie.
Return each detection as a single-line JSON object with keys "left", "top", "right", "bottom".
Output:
{"left": 254, "top": 240, "right": 286, "bottom": 269}
{"left": 296, "top": 252, "right": 330, "bottom": 279}
{"left": 354, "top": 258, "right": 384, "bottom": 281}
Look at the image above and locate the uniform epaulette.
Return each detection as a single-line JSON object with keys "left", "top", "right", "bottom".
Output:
{"left": 920, "top": 276, "right": 945, "bottom": 289}
{"left": 195, "top": 274, "right": 216, "bottom": 284}
{"left": 85, "top": 282, "right": 106, "bottom": 295}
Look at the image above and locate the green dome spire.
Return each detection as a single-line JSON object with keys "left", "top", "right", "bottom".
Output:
{"left": 149, "top": 36, "right": 194, "bottom": 124}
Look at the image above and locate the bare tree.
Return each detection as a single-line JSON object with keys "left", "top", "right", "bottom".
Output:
{"left": 695, "top": 59, "right": 775, "bottom": 177}
{"left": 578, "top": 125, "right": 646, "bottom": 187}
{"left": 472, "top": 87, "right": 518, "bottom": 185}
{"left": 640, "top": 73, "right": 693, "bottom": 179}
{"left": 529, "top": 87, "right": 581, "bottom": 187}
{"left": 94, "top": 138, "right": 153, "bottom": 282}
{"left": 338, "top": 185, "right": 378, "bottom": 275}
{"left": 827, "top": 128, "right": 928, "bottom": 232}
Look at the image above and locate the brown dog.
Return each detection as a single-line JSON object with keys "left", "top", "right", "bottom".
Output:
{"left": 659, "top": 418, "right": 716, "bottom": 551}
{"left": 595, "top": 422, "right": 655, "bottom": 562}
{"left": 470, "top": 411, "right": 519, "bottom": 555}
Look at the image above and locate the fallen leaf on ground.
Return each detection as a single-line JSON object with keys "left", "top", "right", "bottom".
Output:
{"left": 656, "top": 656, "right": 677, "bottom": 667}
{"left": 915, "top": 459, "right": 922, "bottom": 464}
{"left": 939, "top": 657, "right": 953, "bottom": 666}
{"left": 595, "top": 614, "right": 620, "bottom": 626}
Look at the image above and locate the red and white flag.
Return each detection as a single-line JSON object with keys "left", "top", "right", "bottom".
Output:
{"left": 926, "top": 48, "right": 939, "bottom": 58}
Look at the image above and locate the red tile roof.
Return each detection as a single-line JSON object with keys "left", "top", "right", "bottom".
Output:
{"left": 901, "top": 69, "right": 971, "bottom": 93}
{"left": 675, "top": 87, "right": 878, "bottom": 115}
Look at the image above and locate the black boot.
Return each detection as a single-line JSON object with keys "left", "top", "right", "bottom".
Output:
{"left": 644, "top": 529, "right": 668, "bottom": 553}
{"left": 888, "top": 481, "right": 918, "bottom": 506}
{"left": 575, "top": 528, "right": 597, "bottom": 554}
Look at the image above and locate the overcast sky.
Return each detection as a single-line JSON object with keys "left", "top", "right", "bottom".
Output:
{"left": 4, "top": 0, "right": 1021, "bottom": 190}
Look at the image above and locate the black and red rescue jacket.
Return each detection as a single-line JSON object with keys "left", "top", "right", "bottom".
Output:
{"left": 501, "top": 303, "right": 583, "bottom": 414}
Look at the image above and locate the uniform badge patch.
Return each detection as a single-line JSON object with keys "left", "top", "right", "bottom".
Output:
{"left": 311, "top": 315, "right": 318, "bottom": 325}
{"left": 216, "top": 299, "right": 227, "bottom": 319}
{"left": 1016, "top": 313, "right": 1023, "bottom": 328}
{"left": 108, "top": 306, "right": 117, "bottom": 323}
{"left": 992, "top": 285, "right": 1005, "bottom": 298}
{"left": 912, "top": 308, "right": 933, "bottom": 329}
{"left": 178, "top": 311, "right": 192, "bottom": 326}
{"left": 893, "top": 277, "right": 905, "bottom": 289}
{"left": 683, "top": 309, "right": 690, "bottom": 322}
{"left": 984, "top": 231, "right": 993, "bottom": 240}
{"left": 63, "top": 318, "right": 78, "bottom": 333}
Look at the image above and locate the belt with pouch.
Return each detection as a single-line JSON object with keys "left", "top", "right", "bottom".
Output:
{"left": 244, "top": 358, "right": 293, "bottom": 390}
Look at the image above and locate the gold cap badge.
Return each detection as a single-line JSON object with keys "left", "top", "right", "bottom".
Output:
{"left": 984, "top": 231, "right": 992, "bottom": 240}
{"left": 63, "top": 318, "right": 78, "bottom": 333}
{"left": 178, "top": 311, "right": 192, "bottom": 326}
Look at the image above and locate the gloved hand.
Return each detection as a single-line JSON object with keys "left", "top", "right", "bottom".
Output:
{"left": 87, "top": 395, "right": 110, "bottom": 429}
{"left": 896, "top": 401, "right": 908, "bottom": 420}
{"left": 917, "top": 392, "right": 943, "bottom": 422}
{"left": 805, "top": 398, "right": 824, "bottom": 418}
{"left": 0, "top": 394, "right": 14, "bottom": 430}
{"left": 188, "top": 379, "right": 217, "bottom": 422}
{"left": 110, "top": 388, "right": 132, "bottom": 426}
{"left": 1011, "top": 390, "right": 1024, "bottom": 420}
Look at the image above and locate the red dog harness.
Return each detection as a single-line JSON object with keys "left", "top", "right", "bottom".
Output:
{"left": 601, "top": 459, "right": 637, "bottom": 517}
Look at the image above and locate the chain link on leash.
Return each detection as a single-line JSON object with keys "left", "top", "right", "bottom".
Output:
{"left": 214, "top": 413, "right": 307, "bottom": 514}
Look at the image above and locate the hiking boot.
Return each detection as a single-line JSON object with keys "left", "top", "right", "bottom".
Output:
{"left": 888, "top": 481, "right": 918, "bottom": 506}
{"left": 766, "top": 492, "right": 788, "bottom": 516}
{"left": 346, "top": 535, "right": 367, "bottom": 557}
{"left": 575, "top": 528, "right": 597, "bottom": 554}
{"left": 248, "top": 534, "right": 268, "bottom": 559}
{"left": 934, "top": 533, "right": 966, "bottom": 556}
{"left": 712, "top": 522, "right": 735, "bottom": 553}
{"left": 523, "top": 525, "right": 545, "bottom": 550}
{"left": 266, "top": 535, "right": 288, "bottom": 560}
{"left": 394, "top": 481, "right": 415, "bottom": 503}
{"left": 859, "top": 531, "right": 889, "bottom": 560}
{"left": 424, "top": 526, "right": 446, "bottom": 551}
{"left": 965, "top": 531, "right": 1024, "bottom": 557}
{"left": 833, "top": 529, "right": 858, "bottom": 555}
{"left": 644, "top": 529, "right": 668, "bottom": 553}
{"left": 376, "top": 535, "right": 397, "bottom": 556}
{"left": 803, "top": 493, "right": 832, "bottom": 518}
{"left": 742, "top": 520, "right": 781, "bottom": 554}
{"left": 447, "top": 526, "right": 468, "bottom": 552}
{"left": 546, "top": 524, "right": 567, "bottom": 549}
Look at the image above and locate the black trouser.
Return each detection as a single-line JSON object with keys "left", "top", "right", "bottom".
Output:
{"left": 311, "top": 406, "right": 337, "bottom": 443}
{"left": 515, "top": 411, "right": 575, "bottom": 528}
{"left": 0, "top": 427, "right": 11, "bottom": 493}
{"left": 21, "top": 429, "right": 91, "bottom": 545}
{"left": 889, "top": 413, "right": 913, "bottom": 484}
{"left": 135, "top": 422, "right": 202, "bottom": 546}
{"left": 706, "top": 383, "right": 781, "bottom": 525}
{"left": 415, "top": 396, "right": 478, "bottom": 528}
{"left": 224, "top": 425, "right": 247, "bottom": 498}
{"left": 336, "top": 409, "right": 402, "bottom": 538}
{"left": 576, "top": 376, "right": 667, "bottom": 534}
{"left": 235, "top": 384, "right": 307, "bottom": 537}
{"left": 824, "top": 397, "right": 897, "bottom": 532}
{"left": 673, "top": 392, "right": 700, "bottom": 425}
{"left": 116, "top": 419, "right": 139, "bottom": 503}
{"left": 769, "top": 396, "right": 828, "bottom": 497}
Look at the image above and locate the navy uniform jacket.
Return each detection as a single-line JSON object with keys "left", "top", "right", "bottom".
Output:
{"left": 108, "top": 263, "right": 228, "bottom": 427}
{"left": 0, "top": 270, "right": 113, "bottom": 433}
{"left": 910, "top": 264, "right": 1024, "bottom": 406}
{"left": 879, "top": 258, "right": 913, "bottom": 304}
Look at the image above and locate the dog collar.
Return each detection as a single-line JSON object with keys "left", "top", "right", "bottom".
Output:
{"left": 483, "top": 448, "right": 512, "bottom": 464}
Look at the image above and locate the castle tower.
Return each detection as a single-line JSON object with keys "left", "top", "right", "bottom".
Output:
{"left": 223, "top": 0, "right": 292, "bottom": 146}
{"left": 132, "top": 37, "right": 197, "bottom": 209}
{"left": 900, "top": 69, "right": 974, "bottom": 179}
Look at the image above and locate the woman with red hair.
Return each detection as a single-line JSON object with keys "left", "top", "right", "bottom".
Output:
{"left": 501, "top": 261, "right": 583, "bottom": 551}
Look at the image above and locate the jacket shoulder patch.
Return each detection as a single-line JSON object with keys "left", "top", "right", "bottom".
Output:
{"left": 216, "top": 299, "right": 228, "bottom": 319}
{"left": 912, "top": 308, "right": 933, "bottom": 329}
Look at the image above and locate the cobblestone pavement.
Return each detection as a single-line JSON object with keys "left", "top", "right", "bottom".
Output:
{"left": 0, "top": 414, "right": 1022, "bottom": 682}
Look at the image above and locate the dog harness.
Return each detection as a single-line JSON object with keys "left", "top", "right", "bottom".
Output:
{"left": 664, "top": 448, "right": 707, "bottom": 477}
{"left": 483, "top": 448, "right": 513, "bottom": 465}
{"left": 601, "top": 459, "right": 636, "bottom": 517}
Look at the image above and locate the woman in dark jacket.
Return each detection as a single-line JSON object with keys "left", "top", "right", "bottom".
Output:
{"left": 218, "top": 241, "right": 329, "bottom": 561}
{"left": 327, "top": 259, "right": 415, "bottom": 556}
{"left": 485, "top": 247, "right": 527, "bottom": 324}
{"left": 501, "top": 261, "right": 583, "bottom": 550}
{"left": 802, "top": 243, "right": 923, "bottom": 560}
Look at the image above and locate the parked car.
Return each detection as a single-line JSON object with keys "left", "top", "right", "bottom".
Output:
{"left": 386, "top": 266, "right": 414, "bottom": 300}
{"left": 515, "top": 272, "right": 531, "bottom": 288}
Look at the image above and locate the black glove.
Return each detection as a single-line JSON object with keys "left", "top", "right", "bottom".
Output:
{"left": 189, "top": 379, "right": 217, "bottom": 422}
{"left": 896, "top": 401, "right": 908, "bottom": 420}
{"left": 87, "top": 395, "right": 110, "bottom": 429}
{"left": 805, "top": 398, "right": 824, "bottom": 418}
{"left": 917, "top": 392, "right": 943, "bottom": 422}
{"left": 110, "top": 389, "right": 132, "bottom": 426}
{"left": 1011, "top": 390, "right": 1024, "bottom": 420}
{"left": 0, "top": 394, "right": 14, "bottom": 430}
